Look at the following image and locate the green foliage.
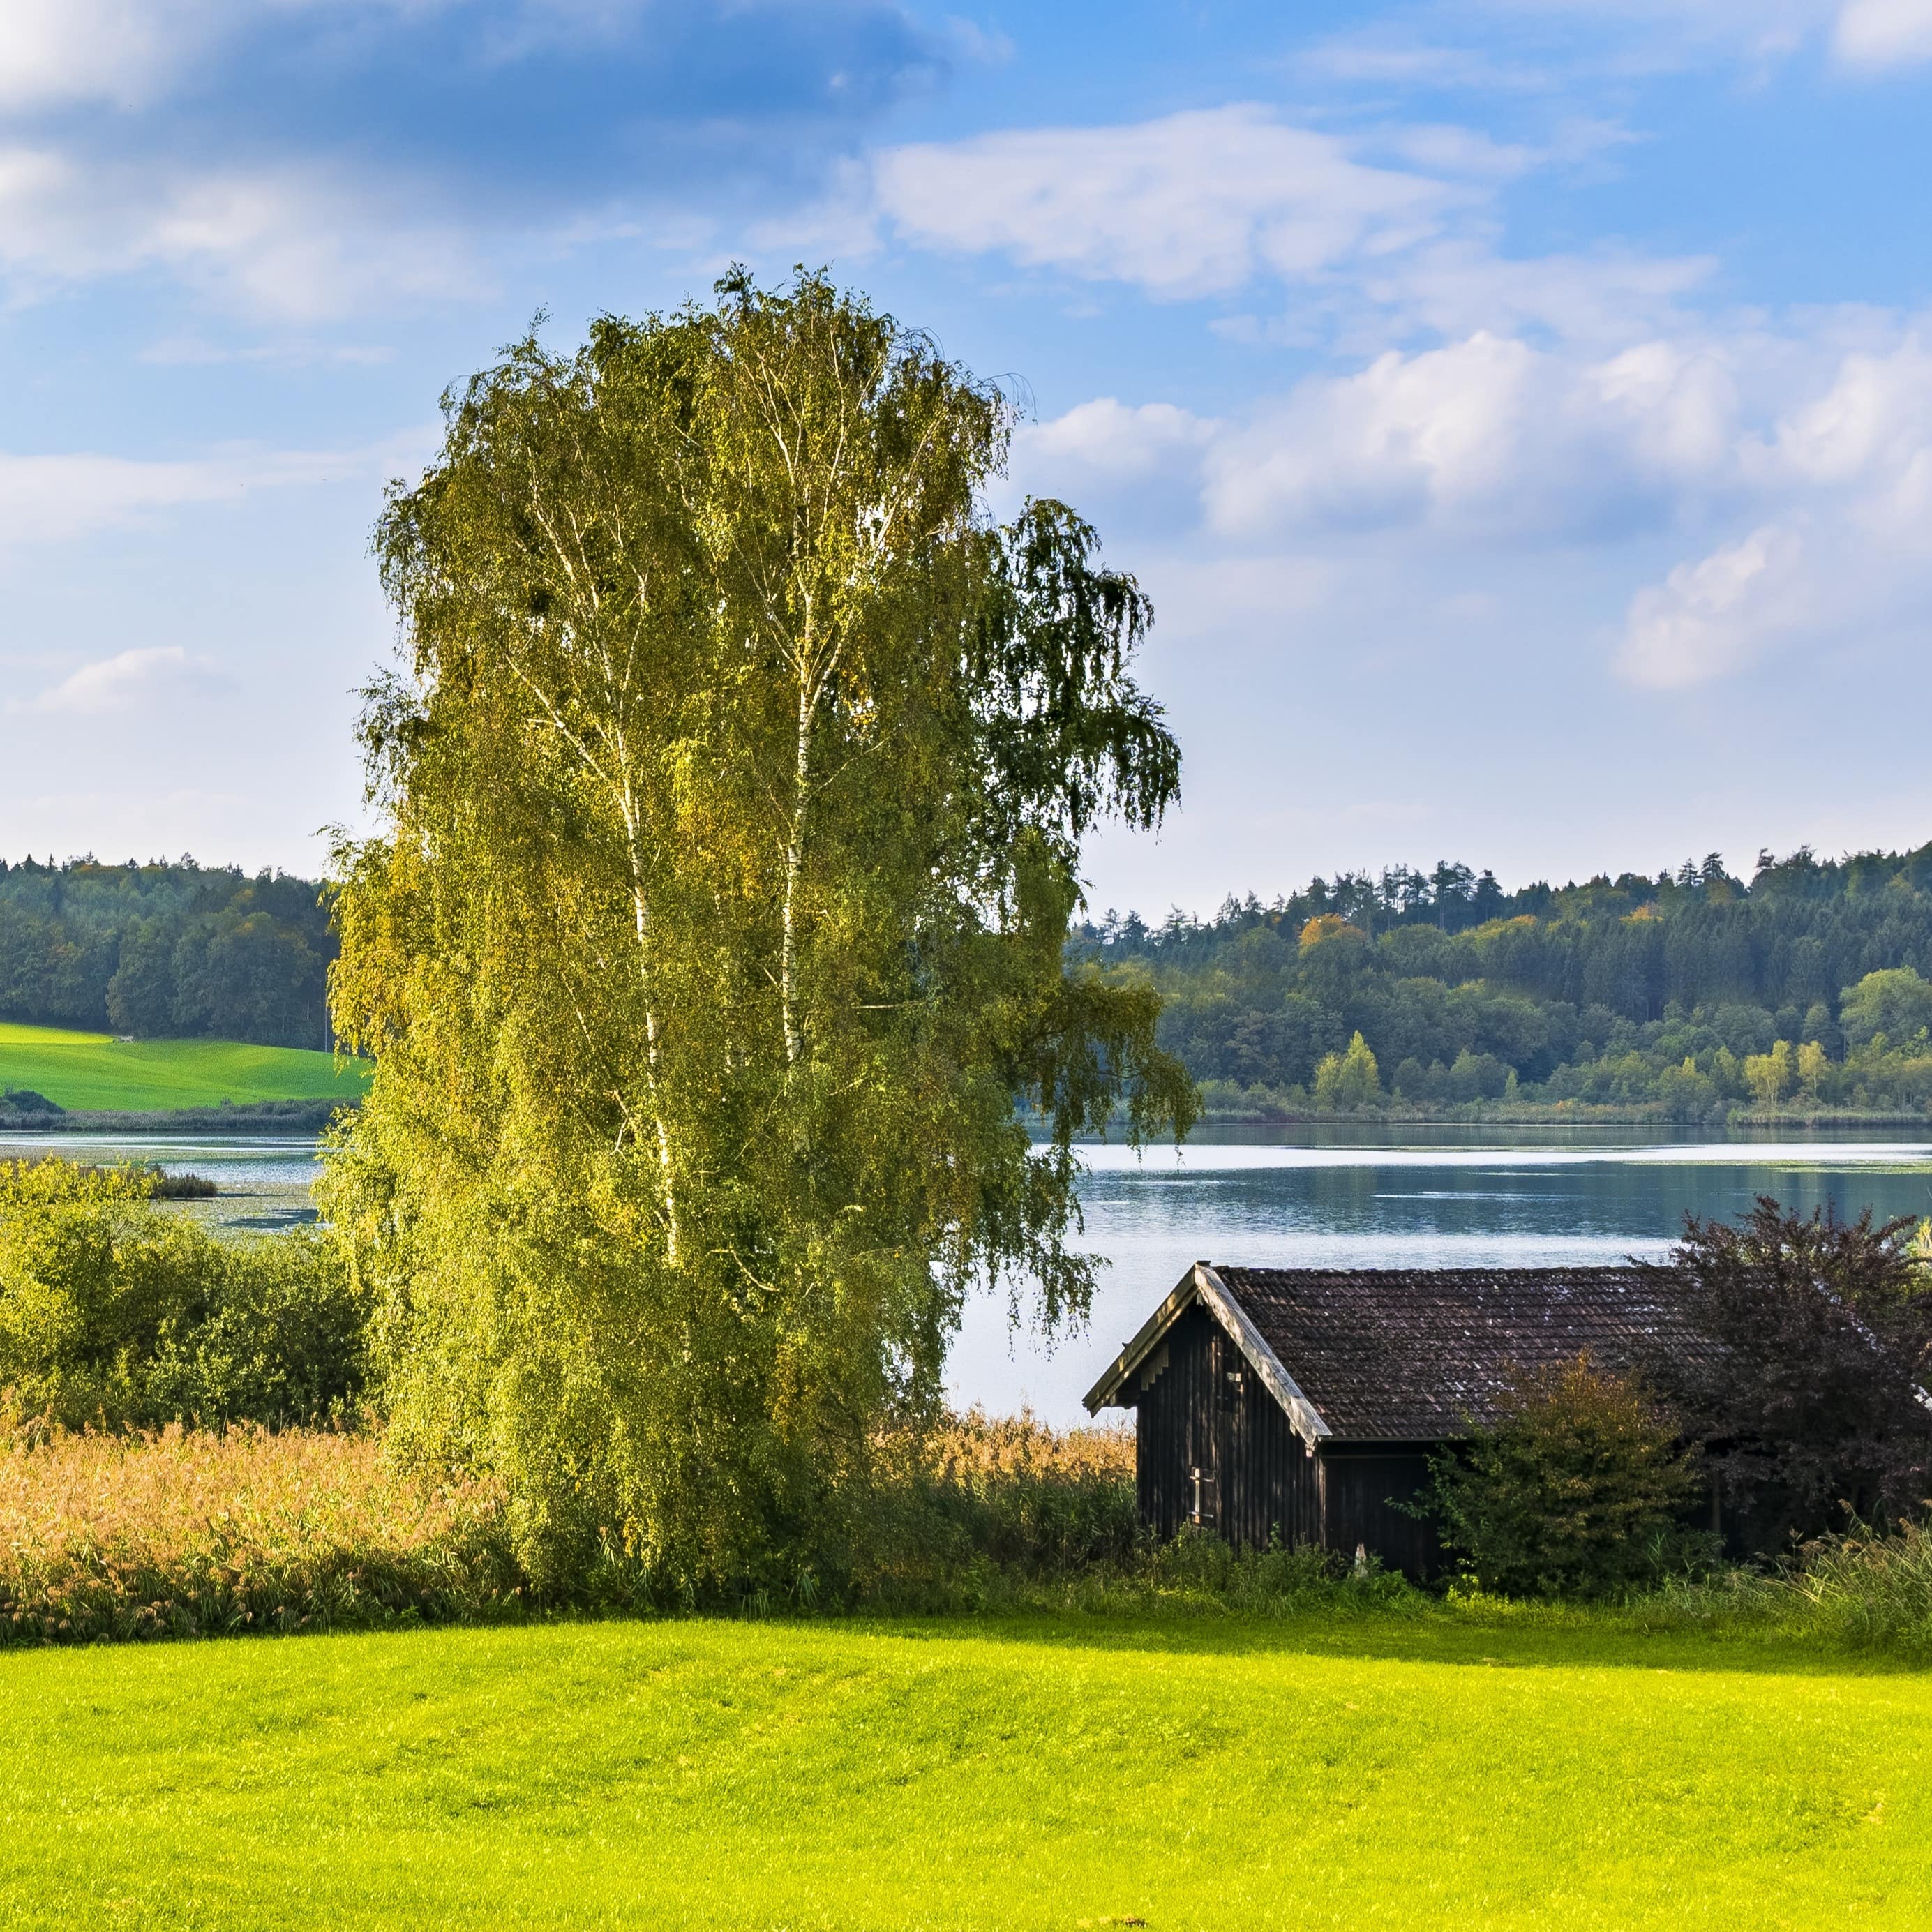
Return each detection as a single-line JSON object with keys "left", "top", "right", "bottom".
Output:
{"left": 1080, "top": 846, "right": 1932, "bottom": 1116}
{"left": 1313, "top": 1028, "right": 1381, "bottom": 1109}
{"left": 1838, "top": 964, "right": 1932, "bottom": 1049}
{"left": 0, "top": 1158, "right": 360, "bottom": 1427}
{"left": 327, "top": 271, "right": 1193, "bottom": 1596}
{"left": 1641, "top": 1198, "right": 1932, "bottom": 1552}
{"left": 1428, "top": 1354, "right": 1707, "bottom": 1598}
{"left": 1779, "top": 1518, "right": 1932, "bottom": 1656}
{"left": 0, "top": 858, "right": 335, "bottom": 1047}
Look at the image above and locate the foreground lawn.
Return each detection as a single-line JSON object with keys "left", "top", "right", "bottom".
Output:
{"left": 2, "top": 1615, "right": 1929, "bottom": 1929}
{"left": 0, "top": 1021, "right": 368, "bottom": 1111}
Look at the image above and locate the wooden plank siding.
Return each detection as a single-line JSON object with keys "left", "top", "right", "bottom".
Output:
{"left": 1317, "top": 1445, "right": 1439, "bottom": 1578}
{"left": 1133, "top": 1301, "right": 1439, "bottom": 1575}
{"left": 1095, "top": 1261, "right": 1730, "bottom": 1582}
{"left": 1135, "top": 1302, "right": 1321, "bottom": 1549}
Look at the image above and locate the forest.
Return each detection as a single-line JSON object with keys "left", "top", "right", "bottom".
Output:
{"left": 0, "top": 858, "right": 334, "bottom": 1049}
{"left": 1074, "top": 843, "right": 1932, "bottom": 1118}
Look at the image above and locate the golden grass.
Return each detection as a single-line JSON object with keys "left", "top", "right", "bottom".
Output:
{"left": 0, "top": 1421, "right": 516, "bottom": 1644}
{"left": 0, "top": 1409, "right": 1145, "bottom": 1645}
{"left": 916, "top": 1405, "right": 1136, "bottom": 1485}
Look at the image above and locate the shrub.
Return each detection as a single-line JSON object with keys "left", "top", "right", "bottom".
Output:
{"left": 1428, "top": 1353, "right": 1707, "bottom": 1598}
{"left": 1640, "top": 1197, "right": 1932, "bottom": 1554}
{"left": 0, "top": 1158, "right": 361, "bottom": 1428}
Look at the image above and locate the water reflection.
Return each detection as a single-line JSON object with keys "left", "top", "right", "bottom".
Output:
{"left": 950, "top": 1129, "right": 1932, "bottom": 1425}
{"left": 13, "top": 1125, "right": 1932, "bottom": 1425}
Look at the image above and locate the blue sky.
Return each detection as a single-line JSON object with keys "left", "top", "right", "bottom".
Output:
{"left": 3, "top": 0, "right": 1931, "bottom": 913}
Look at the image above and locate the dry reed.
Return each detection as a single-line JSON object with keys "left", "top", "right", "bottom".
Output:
{"left": 0, "top": 1421, "right": 518, "bottom": 1645}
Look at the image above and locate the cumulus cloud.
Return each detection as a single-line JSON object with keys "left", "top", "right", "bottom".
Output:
{"left": 1305, "top": 1, "right": 1932, "bottom": 83}
{"left": 1012, "top": 316, "right": 1932, "bottom": 692}
{"left": 1619, "top": 525, "right": 1805, "bottom": 686}
{"left": 0, "top": 148, "right": 484, "bottom": 317}
{"left": 832, "top": 104, "right": 1713, "bottom": 360}
{"left": 869, "top": 107, "right": 1465, "bottom": 299}
{"left": 1834, "top": 0, "right": 1932, "bottom": 63}
{"left": 9, "top": 645, "right": 218, "bottom": 715}
{"left": 1195, "top": 331, "right": 1744, "bottom": 541}
{"left": 1016, "top": 399, "right": 1215, "bottom": 479}
{"left": 0, "top": 0, "right": 943, "bottom": 318}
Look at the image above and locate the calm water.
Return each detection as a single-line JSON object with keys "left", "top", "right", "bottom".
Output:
{"left": 16, "top": 1123, "right": 1932, "bottom": 1424}
{"left": 0, "top": 1132, "right": 322, "bottom": 1229}
{"left": 950, "top": 1124, "right": 1932, "bottom": 1424}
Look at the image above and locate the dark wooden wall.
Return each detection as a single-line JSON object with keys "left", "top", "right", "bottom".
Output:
{"left": 1130, "top": 1301, "right": 1441, "bottom": 1578}
{"left": 1135, "top": 1302, "right": 1321, "bottom": 1548}
{"left": 1317, "top": 1444, "right": 1439, "bottom": 1579}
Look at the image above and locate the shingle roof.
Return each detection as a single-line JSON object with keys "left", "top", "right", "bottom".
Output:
{"left": 1207, "top": 1264, "right": 1708, "bottom": 1440}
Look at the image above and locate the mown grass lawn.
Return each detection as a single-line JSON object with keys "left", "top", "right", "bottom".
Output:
{"left": 2, "top": 1612, "right": 1929, "bottom": 1931}
{"left": 0, "top": 1021, "right": 369, "bottom": 1112}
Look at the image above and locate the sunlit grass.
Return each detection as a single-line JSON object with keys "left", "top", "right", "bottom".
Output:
{"left": 4, "top": 1419, "right": 1932, "bottom": 1924}
{"left": 0, "top": 1022, "right": 370, "bottom": 1111}
{"left": 3, "top": 1611, "right": 1930, "bottom": 1930}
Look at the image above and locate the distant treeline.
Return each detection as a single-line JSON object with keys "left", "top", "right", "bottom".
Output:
{"left": 0, "top": 857, "right": 334, "bottom": 1049}
{"left": 1072, "top": 845, "right": 1932, "bottom": 1118}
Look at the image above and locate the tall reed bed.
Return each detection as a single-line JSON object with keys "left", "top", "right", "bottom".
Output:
{"left": 11, "top": 1409, "right": 1932, "bottom": 1653}
{"left": 0, "top": 1422, "right": 518, "bottom": 1644}
{"left": 1779, "top": 1520, "right": 1932, "bottom": 1656}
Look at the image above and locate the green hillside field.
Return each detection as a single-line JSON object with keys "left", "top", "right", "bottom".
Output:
{"left": 0, "top": 1022, "right": 370, "bottom": 1113}
{"left": 1, "top": 1613, "right": 1928, "bottom": 1930}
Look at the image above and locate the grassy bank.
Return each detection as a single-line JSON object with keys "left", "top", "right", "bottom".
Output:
{"left": 5, "top": 1611, "right": 1931, "bottom": 1930}
{"left": 0, "top": 1021, "right": 370, "bottom": 1114}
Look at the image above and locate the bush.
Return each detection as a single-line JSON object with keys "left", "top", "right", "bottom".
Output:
{"left": 1641, "top": 1198, "right": 1932, "bottom": 1553}
{"left": 1428, "top": 1354, "right": 1708, "bottom": 1598}
{"left": 0, "top": 1158, "right": 361, "bottom": 1427}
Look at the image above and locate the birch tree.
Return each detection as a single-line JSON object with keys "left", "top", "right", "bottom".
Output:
{"left": 325, "top": 271, "right": 1193, "bottom": 1592}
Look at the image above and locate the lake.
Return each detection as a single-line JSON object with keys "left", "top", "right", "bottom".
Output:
{"left": 952, "top": 1123, "right": 1932, "bottom": 1424}
{"left": 13, "top": 1121, "right": 1932, "bottom": 1427}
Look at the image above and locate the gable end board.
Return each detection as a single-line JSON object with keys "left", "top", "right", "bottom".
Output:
{"left": 1084, "top": 1262, "right": 1333, "bottom": 1453}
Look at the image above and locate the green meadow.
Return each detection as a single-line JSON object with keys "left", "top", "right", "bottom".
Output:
{"left": 2, "top": 1613, "right": 1929, "bottom": 1931}
{"left": 0, "top": 1021, "right": 368, "bottom": 1113}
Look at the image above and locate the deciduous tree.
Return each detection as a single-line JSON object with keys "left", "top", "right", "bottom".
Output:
{"left": 324, "top": 272, "right": 1193, "bottom": 1591}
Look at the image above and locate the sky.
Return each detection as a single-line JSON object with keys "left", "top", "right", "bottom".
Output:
{"left": 3, "top": 0, "right": 1932, "bottom": 915}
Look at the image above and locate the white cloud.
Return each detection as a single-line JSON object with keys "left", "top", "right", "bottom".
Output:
{"left": 1016, "top": 399, "right": 1215, "bottom": 479}
{"left": 0, "top": 436, "right": 414, "bottom": 546}
{"left": 0, "top": 147, "right": 483, "bottom": 320}
{"left": 10, "top": 646, "right": 216, "bottom": 715}
{"left": 839, "top": 105, "right": 1712, "bottom": 360}
{"left": 0, "top": 0, "right": 207, "bottom": 110}
{"left": 1016, "top": 315, "right": 1932, "bottom": 692}
{"left": 1834, "top": 0, "right": 1932, "bottom": 64}
{"left": 1196, "top": 331, "right": 1744, "bottom": 541}
{"left": 1618, "top": 524, "right": 1804, "bottom": 686}
{"left": 1308, "top": 1, "right": 1932, "bottom": 80}
{"left": 870, "top": 107, "right": 1465, "bottom": 299}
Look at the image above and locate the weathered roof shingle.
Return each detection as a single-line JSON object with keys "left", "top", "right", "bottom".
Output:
{"left": 1211, "top": 1264, "right": 1709, "bottom": 1439}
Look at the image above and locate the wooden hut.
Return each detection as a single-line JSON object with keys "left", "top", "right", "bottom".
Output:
{"left": 1083, "top": 1261, "right": 1707, "bottom": 1578}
